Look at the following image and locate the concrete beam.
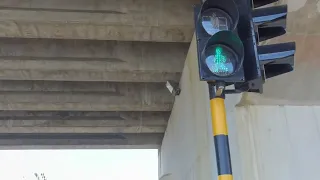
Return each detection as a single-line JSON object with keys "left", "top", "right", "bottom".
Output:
{"left": 0, "top": 133, "right": 163, "bottom": 149}
{"left": 0, "top": 38, "right": 188, "bottom": 82}
{"left": 0, "top": 0, "right": 196, "bottom": 42}
{"left": 0, "top": 111, "right": 170, "bottom": 121}
{"left": 0, "top": 111, "right": 169, "bottom": 133}
{"left": 0, "top": 125, "right": 165, "bottom": 133}
{"left": 0, "top": 81, "right": 173, "bottom": 111}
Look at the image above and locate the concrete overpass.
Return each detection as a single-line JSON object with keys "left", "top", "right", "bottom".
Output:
{"left": 0, "top": 0, "right": 196, "bottom": 148}
{"left": 0, "top": 0, "right": 320, "bottom": 179}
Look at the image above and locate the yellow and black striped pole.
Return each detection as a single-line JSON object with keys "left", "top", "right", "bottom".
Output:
{"left": 209, "top": 83, "right": 233, "bottom": 180}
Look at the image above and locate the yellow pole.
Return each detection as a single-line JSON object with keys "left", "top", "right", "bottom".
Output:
{"left": 209, "top": 84, "right": 233, "bottom": 180}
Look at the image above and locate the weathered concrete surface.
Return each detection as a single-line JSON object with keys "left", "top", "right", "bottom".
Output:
{"left": 0, "top": 111, "right": 169, "bottom": 133}
{"left": 235, "top": 106, "right": 320, "bottom": 180}
{"left": 0, "top": 125, "right": 165, "bottom": 133}
{"left": 0, "top": 0, "right": 194, "bottom": 148}
{"left": 0, "top": 111, "right": 169, "bottom": 121}
{"left": 0, "top": 8, "right": 189, "bottom": 145}
{"left": 0, "top": 0, "right": 196, "bottom": 42}
{"left": 0, "top": 38, "right": 188, "bottom": 82}
{"left": 0, "top": 133, "right": 163, "bottom": 149}
{"left": 0, "top": 81, "right": 173, "bottom": 111}
{"left": 244, "top": 0, "right": 320, "bottom": 105}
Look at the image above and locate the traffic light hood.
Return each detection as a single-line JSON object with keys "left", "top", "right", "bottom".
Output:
{"left": 198, "top": 0, "right": 239, "bottom": 35}
{"left": 252, "top": 0, "right": 278, "bottom": 8}
{"left": 253, "top": 5, "right": 288, "bottom": 42}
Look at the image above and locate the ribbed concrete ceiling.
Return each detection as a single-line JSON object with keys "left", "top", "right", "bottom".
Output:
{"left": 0, "top": 0, "right": 195, "bottom": 42}
{"left": 0, "top": 0, "right": 197, "bottom": 148}
{"left": 2, "top": 0, "right": 317, "bottom": 148}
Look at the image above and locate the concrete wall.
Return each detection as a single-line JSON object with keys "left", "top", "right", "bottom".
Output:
{"left": 236, "top": 105, "right": 320, "bottom": 180}
{"left": 159, "top": 36, "right": 320, "bottom": 180}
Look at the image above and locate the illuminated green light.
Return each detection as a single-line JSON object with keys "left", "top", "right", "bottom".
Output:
{"left": 205, "top": 45, "right": 237, "bottom": 77}
{"left": 212, "top": 46, "right": 229, "bottom": 73}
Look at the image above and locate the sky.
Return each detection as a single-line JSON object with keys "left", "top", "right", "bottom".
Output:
{"left": 0, "top": 149, "right": 158, "bottom": 180}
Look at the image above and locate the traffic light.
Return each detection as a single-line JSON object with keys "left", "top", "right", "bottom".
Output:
{"left": 194, "top": 2, "right": 296, "bottom": 180}
{"left": 194, "top": 0, "right": 296, "bottom": 93}
{"left": 194, "top": 0, "right": 245, "bottom": 84}
{"left": 235, "top": 0, "right": 296, "bottom": 93}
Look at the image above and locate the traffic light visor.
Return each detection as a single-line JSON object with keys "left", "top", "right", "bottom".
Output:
{"left": 199, "top": 0, "right": 239, "bottom": 35}
{"left": 252, "top": 0, "right": 279, "bottom": 8}
{"left": 201, "top": 8, "right": 233, "bottom": 35}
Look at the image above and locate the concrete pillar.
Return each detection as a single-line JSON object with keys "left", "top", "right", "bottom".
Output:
{"left": 159, "top": 36, "right": 243, "bottom": 180}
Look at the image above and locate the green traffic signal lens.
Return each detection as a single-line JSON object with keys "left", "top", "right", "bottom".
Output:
{"left": 201, "top": 8, "right": 233, "bottom": 35}
{"left": 205, "top": 45, "right": 238, "bottom": 77}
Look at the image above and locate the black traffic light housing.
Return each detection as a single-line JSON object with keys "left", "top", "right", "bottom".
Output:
{"left": 194, "top": 0, "right": 246, "bottom": 84}
{"left": 193, "top": 0, "right": 296, "bottom": 93}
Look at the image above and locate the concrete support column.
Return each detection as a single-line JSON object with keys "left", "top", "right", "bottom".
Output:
{"left": 158, "top": 36, "right": 243, "bottom": 180}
